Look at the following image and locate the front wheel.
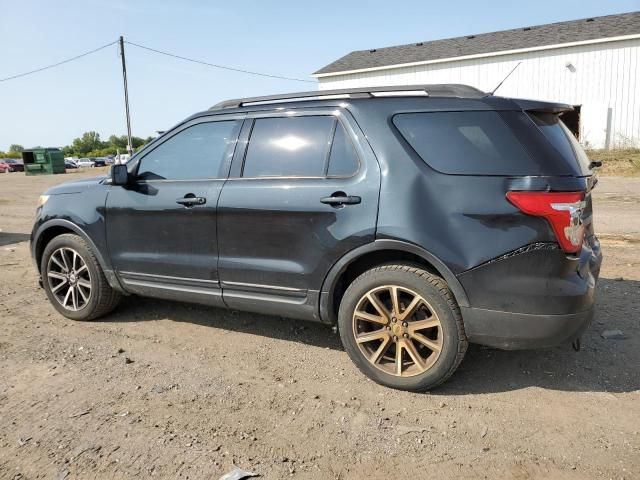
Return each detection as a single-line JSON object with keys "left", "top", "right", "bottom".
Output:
{"left": 338, "top": 265, "right": 467, "bottom": 391}
{"left": 41, "top": 233, "right": 121, "bottom": 320}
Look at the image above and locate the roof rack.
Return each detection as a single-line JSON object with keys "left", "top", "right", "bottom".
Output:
{"left": 210, "top": 84, "right": 485, "bottom": 110}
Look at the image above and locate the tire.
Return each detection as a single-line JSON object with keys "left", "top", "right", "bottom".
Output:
{"left": 41, "top": 233, "right": 121, "bottom": 321}
{"left": 338, "top": 264, "right": 467, "bottom": 391}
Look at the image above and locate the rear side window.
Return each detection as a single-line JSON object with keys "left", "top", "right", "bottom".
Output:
{"left": 137, "top": 121, "right": 239, "bottom": 180}
{"left": 243, "top": 116, "right": 334, "bottom": 177}
{"left": 528, "top": 112, "right": 592, "bottom": 175}
{"left": 393, "top": 111, "right": 534, "bottom": 175}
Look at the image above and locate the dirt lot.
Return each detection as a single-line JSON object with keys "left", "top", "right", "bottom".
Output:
{"left": 0, "top": 169, "right": 638, "bottom": 480}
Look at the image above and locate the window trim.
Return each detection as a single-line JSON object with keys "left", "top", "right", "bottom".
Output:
{"left": 132, "top": 114, "right": 245, "bottom": 183}
{"left": 232, "top": 108, "right": 362, "bottom": 181}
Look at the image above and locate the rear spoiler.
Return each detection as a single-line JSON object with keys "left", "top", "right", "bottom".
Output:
{"left": 512, "top": 99, "right": 574, "bottom": 115}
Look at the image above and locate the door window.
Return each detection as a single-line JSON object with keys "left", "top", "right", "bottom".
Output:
{"left": 327, "top": 122, "right": 359, "bottom": 177}
{"left": 242, "top": 116, "right": 334, "bottom": 177}
{"left": 137, "top": 121, "right": 239, "bottom": 181}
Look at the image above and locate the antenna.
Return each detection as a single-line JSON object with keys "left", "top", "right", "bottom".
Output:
{"left": 489, "top": 62, "right": 522, "bottom": 96}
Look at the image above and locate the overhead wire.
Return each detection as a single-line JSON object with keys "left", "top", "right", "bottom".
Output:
{"left": 124, "top": 40, "right": 316, "bottom": 83}
{"left": 0, "top": 40, "right": 119, "bottom": 82}
{"left": 0, "top": 38, "right": 316, "bottom": 84}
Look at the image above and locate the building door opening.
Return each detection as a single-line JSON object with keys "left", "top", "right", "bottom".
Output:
{"left": 561, "top": 105, "right": 581, "bottom": 140}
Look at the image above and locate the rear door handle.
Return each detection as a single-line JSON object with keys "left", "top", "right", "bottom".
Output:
{"left": 320, "top": 194, "right": 361, "bottom": 206}
{"left": 176, "top": 195, "right": 206, "bottom": 207}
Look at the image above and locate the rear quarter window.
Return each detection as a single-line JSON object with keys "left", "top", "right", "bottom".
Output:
{"left": 393, "top": 110, "right": 579, "bottom": 176}
{"left": 393, "top": 111, "right": 533, "bottom": 175}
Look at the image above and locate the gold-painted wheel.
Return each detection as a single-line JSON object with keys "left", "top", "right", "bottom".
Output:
{"left": 352, "top": 285, "right": 443, "bottom": 377}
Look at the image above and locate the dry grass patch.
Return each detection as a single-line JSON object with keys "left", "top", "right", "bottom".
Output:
{"left": 587, "top": 149, "right": 640, "bottom": 176}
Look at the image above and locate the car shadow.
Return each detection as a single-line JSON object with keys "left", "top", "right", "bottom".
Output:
{"left": 0, "top": 232, "right": 30, "bottom": 246}
{"left": 104, "top": 277, "right": 638, "bottom": 394}
{"left": 438, "top": 277, "right": 639, "bottom": 395}
{"left": 107, "top": 296, "right": 344, "bottom": 351}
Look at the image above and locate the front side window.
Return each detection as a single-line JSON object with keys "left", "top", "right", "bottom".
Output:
{"left": 242, "top": 116, "right": 335, "bottom": 178}
{"left": 137, "top": 121, "right": 239, "bottom": 180}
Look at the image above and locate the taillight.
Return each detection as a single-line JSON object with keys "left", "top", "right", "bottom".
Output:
{"left": 506, "top": 191, "right": 586, "bottom": 253}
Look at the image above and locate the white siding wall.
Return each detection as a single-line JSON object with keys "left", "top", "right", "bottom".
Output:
{"left": 317, "top": 38, "right": 640, "bottom": 149}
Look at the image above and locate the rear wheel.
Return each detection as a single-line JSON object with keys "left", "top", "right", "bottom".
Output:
{"left": 41, "top": 233, "right": 120, "bottom": 320}
{"left": 338, "top": 264, "right": 467, "bottom": 391}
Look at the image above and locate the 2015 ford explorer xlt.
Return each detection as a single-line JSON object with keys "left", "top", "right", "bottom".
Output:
{"left": 31, "top": 85, "right": 602, "bottom": 391}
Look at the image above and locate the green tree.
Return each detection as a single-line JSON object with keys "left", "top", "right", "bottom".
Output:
{"left": 71, "top": 131, "right": 104, "bottom": 156}
{"left": 9, "top": 144, "right": 24, "bottom": 153}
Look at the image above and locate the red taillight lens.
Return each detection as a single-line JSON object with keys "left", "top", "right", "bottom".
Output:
{"left": 506, "top": 191, "right": 586, "bottom": 253}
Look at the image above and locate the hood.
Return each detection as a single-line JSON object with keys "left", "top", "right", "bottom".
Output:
{"left": 45, "top": 176, "right": 108, "bottom": 195}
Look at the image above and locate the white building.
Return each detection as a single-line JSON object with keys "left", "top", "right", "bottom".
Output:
{"left": 313, "top": 12, "right": 640, "bottom": 149}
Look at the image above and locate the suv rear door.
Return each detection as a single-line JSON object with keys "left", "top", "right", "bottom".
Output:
{"left": 106, "top": 116, "right": 243, "bottom": 306}
{"left": 217, "top": 108, "right": 380, "bottom": 320}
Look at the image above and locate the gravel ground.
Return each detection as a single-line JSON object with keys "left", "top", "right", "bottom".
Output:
{"left": 0, "top": 169, "right": 638, "bottom": 479}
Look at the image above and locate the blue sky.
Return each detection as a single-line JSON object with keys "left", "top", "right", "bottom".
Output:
{"left": 1, "top": 0, "right": 638, "bottom": 150}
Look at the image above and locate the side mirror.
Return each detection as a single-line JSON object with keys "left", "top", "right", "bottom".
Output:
{"left": 111, "top": 164, "right": 129, "bottom": 186}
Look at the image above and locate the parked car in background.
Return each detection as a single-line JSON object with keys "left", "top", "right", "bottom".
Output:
{"left": 0, "top": 159, "right": 12, "bottom": 173}
{"left": 105, "top": 156, "right": 115, "bottom": 165}
{"left": 76, "top": 158, "right": 95, "bottom": 168}
{"left": 92, "top": 157, "right": 107, "bottom": 167}
{"left": 0, "top": 158, "right": 24, "bottom": 172}
{"left": 64, "top": 159, "right": 79, "bottom": 169}
{"left": 31, "top": 85, "right": 602, "bottom": 391}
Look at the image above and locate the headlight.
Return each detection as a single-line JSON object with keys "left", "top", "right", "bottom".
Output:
{"left": 37, "top": 195, "right": 50, "bottom": 207}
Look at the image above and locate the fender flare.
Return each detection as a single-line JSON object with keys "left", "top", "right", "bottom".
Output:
{"left": 318, "top": 239, "right": 469, "bottom": 324}
{"left": 32, "top": 218, "right": 125, "bottom": 292}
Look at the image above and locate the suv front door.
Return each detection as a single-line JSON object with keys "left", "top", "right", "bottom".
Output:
{"left": 217, "top": 109, "right": 380, "bottom": 320}
{"left": 106, "top": 116, "right": 243, "bottom": 306}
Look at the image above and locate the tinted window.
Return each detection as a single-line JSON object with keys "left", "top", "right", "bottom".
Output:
{"left": 528, "top": 112, "right": 591, "bottom": 175}
{"left": 327, "top": 122, "right": 359, "bottom": 177}
{"left": 138, "top": 121, "right": 238, "bottom": 180}
{"left": 243, "top": 116, "right": 334, "bottom": 177}
{"left": 394, "top": 111, "right": 533, "bottom": 175}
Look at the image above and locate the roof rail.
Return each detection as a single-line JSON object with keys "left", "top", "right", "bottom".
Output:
{"left": 210, "top": 84, "right": 485, "bottom": 110}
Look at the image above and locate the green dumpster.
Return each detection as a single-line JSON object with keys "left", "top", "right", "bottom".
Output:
{"left": 22, "top": 148, "right": 66, "bottom": 175}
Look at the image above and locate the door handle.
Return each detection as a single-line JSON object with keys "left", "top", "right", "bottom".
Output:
{"left": 176, "top": 195, "right": 206, "bottom": 207}
{"left": 320, "top": 193, "right": 361, "bottom": 206}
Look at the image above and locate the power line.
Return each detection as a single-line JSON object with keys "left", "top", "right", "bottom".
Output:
{"left": 125, "top": 40, "right": 316, "bottom": 84}
{"left": 0, "top": 40, "right": 118, "bottom": 83}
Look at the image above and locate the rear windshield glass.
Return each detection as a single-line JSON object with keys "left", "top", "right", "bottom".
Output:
{"left": 393, "top": 111, "right": 580, "bottom": 176}
{"left": 527, "top": 112, "right": 591, "bottom": 175}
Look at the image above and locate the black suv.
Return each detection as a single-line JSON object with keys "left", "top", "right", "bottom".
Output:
{"left": 31, "top": 85, "right": 602, "bottom": 391}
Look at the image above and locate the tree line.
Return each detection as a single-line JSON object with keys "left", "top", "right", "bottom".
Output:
{"left": 1, "top": 132, "right": 154, "bottom": 159}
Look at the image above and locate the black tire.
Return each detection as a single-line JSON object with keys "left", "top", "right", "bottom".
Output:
{"left": 338, "top": 264, "right": 467, "bottom": 391}
{"left": 41, "top": 233, "right": 121, "bottom": 320}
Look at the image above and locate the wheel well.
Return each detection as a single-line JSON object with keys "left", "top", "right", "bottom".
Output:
{"left": 330, "top": 249, "right": 440, "bottom": 322}
{"left": 34, "top": 226, "right": 74, "bottom": 272}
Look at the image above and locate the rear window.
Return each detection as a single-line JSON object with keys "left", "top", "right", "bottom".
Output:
{"left": 393, "top": 111, "right": 581, "bottom": 176}
{"left": 528, "top": 112, "right": 591, "bottom": 175}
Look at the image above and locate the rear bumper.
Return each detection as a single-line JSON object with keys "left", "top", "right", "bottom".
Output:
{"left": 461, "top": 305, "right": 593, "bottom": 349}
{"left": 457, "top": 238, "right": 602, "bottom": 349}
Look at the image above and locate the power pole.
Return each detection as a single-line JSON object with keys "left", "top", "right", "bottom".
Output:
{"left": 119, "top": 36, "right": 133, "bottom": 156}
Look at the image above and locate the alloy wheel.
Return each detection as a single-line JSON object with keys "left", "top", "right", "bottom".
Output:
{"left": 46, "top": 247, "right": 92, "bottom": 311}
{"left": 352, "top": 285, "right": 443, "bottom": 377}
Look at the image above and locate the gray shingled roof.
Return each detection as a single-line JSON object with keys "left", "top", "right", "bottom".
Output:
{"left": 314, "top": 12, "right": 640, "bottom": 75}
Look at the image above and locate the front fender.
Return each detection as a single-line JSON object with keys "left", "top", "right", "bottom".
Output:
{"left": 31, "top": 218, "right": 125, "bottom": 293}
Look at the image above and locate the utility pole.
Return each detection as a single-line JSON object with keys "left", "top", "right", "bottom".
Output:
{"left": 119, "top": 36, "right": 133, "bottom": 156}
